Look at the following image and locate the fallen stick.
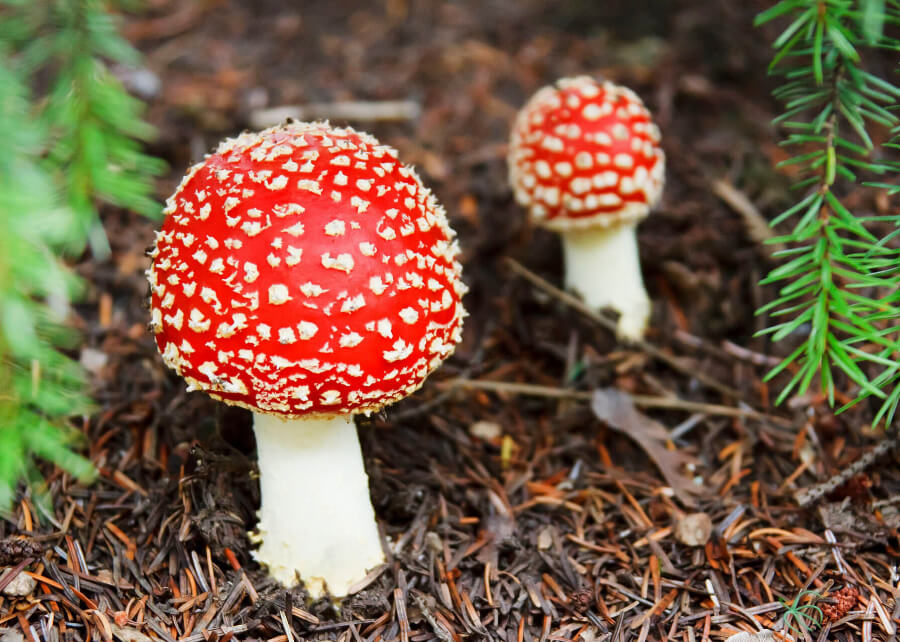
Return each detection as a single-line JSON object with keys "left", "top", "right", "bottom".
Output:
{"left": 794, "top": 431, "right": 899, "bottom": 507}
{"left": 439, "top": 378, "right": 788, "bottom": 423}
{"left": 504, "top": 257, "right": 743, "bottom": 400}
{"left": 249, "top": 100, "right": 421, "bottom": 129}
{"left": 710, "top": 178, "right": 783, "bottom": 253}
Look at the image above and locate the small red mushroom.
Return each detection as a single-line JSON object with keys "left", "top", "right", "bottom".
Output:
{"left": 148, "top": 122, "right": 466, "bottom": 597}
{"left": 509, "top": 76, "right": 665, "bottom": 339}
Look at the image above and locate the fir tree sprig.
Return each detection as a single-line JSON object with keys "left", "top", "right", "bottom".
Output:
{"left": 0, "top": 0, "right": 164, "bottom": 512}
{"left": 755, "top": 0, "right": 900, "bottom": 416}
{"left": 853, "top": 119, "right": 900, "bottom": 423}
{"left": 2, "top": 0, "right": 166, "bottom": 257}
{"left": 0, "top": 56, "right": 95, "bottom": 512}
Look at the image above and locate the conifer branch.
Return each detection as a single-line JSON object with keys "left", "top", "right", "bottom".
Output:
{"left": 756, "top": 0, "right": 900, "bottom": 420}
{"left": 3, "top": 0, "right": 166, "bottom": 257}
{"left": 0, "top": 0, "right": 164, "bottom": 511}
{"left": 0, "top": 55, "right": 94, "bottom": 511}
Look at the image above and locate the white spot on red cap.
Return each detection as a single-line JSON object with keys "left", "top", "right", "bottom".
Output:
{"left": 383, "top": 339, "right": 414, "bottom": 363}
{"left": 350, "top": 195, "right": 370, "bottom": 214}
{"left": 339, "top": 332, "right": 363, "bottom": 348}
{"left": 283, "top": 222, "right": 304, "bottom": 237}
{"left": 325, "top": 220, "right": 346, "bottom": 236}
{"left": 285, "top": 246, "right": 303, "bottom": 266}
{"left": 377, "top": 318, "right": 392, "bottom": 338}
{"left": 223, "top": 197, "right": 240, "bottom": 213}
{"left": 164, "top": 309, "right": 184, "bottom": 330}
{"left": 297, "top": 179, "right": 322, "bottom": 194}
{"left": 189, "top": 309, "right": 210, "bottom": 332}
{"left": 267, "top": 175, "right": 288, "bottom": 190}
{"left": 570, "top": 177, "right": 592, "bottom": 195}
{"left": 268, "top": 284, "right": 291, "bottom": 305}
{"left": 321, "top": 253, "right": 354, "bottom": 273}
{"left": 300, "top": 282, "right": 326, "bottom": 297}
{"left": 554, "top": 161, "right": 573, "bottom": 177}
{"left": 340, "top": 294, "right": 366, "bottom": 313}
{"left": 273, "top": 203, "right": 304, "bottom": 217}
{"left": 321, "top": 390, "right": 341, "bottom": 405}
{"left": 297, "top": 321, "right": 318, "bottom": 339}
{"left": 614, "top": 153, "right": 634, "bottom": 170}
{"left": 369, "top": 276, "right": 388, "bottom": 295}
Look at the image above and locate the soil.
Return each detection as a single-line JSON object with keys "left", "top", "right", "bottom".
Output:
{"left": 2, "top": 1, "right": 899, "bottom": 641}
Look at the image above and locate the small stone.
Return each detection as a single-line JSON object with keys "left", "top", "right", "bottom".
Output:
{"left": 113, "top": 66, "right": 161, "bottom": 100}
{"left": 578, "top": 628, "right": 601, "bottom": 642}
{"left": 724, "top": 631, "right": 775, "bottom": 642}
{"left": 1, "top": 569, "right": 36, "bottom": 596}
{"left": 536, "top": 526, "right": 554, "bottom": 550}
{"left": 674, "top": 512, "right": 713, "bottom": 547}
{"left": 469, "top": 421, "right": 502, "bottom": 440}
{"left": 0, "top": 628, "right": 25, "bottom": 642}
{"left": 80, "top": 347, "right": 109, "bottom": 374}
{"left": 110, "top": 623, "right": 156, "bottom": 642}
{"left": 424, "top": 532, "right": 443, "bottom": 555}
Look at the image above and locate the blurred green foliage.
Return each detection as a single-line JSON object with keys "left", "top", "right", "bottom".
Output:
{"left": 756, "top": 0, "right": 900, "bottom": 424}
{"left": 3, "top": 0, "right": 166, "bottom": 256}
{"left": 0, "top": 0, "right": 163, "bottom": 515}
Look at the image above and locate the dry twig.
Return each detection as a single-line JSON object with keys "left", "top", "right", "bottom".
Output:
{"left": 505, "top": 257, "right": 744, "bottom": 399}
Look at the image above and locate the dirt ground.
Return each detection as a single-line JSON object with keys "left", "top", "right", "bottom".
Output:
{"left": 2, "top": 1, "right": 899, "bottom": 641}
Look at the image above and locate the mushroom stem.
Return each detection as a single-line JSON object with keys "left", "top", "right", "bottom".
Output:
{"left": 252, "top": 412, "right": 385, "bottom": 598}
{"left": 560, "top": 223, "right": 650, "bottom": 340}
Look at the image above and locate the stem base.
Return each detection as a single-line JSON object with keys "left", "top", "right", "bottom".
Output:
{"left": 561, "top": 224, "right": 650, "bottom": 340}
{"left": 252, "top": 413, "right": 385, "bottom": 598}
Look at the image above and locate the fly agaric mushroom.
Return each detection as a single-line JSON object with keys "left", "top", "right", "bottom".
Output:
{"left": 148, "top": 121, "right": 466, "bottom": 598}
{"left": 508, "top": 76, "right": 665, "bottom": 340}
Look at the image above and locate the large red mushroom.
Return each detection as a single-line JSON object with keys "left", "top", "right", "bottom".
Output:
{"left": 148, "top": 122, "right": 466, "bottom": 598}
{"left": 508, "top": 76, "right": 665, "bottom": 339}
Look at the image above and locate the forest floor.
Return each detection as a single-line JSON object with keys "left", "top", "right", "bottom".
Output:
{"left": 2, "top": 1, "right": 899, "bottom": 641}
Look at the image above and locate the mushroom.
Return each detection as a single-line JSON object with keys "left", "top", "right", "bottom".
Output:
{"left": 147, "top": 122, "right": 466, "bottom": 598}
{"left": 508, "top": 76, "right": 665, "bottom": 340}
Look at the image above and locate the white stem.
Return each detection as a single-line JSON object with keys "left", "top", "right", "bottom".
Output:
{"left": 252, "top": 413, "right": 385, "bottom": 598}
{"left": 561, "top": 223, "right": 650, "bottom": 340}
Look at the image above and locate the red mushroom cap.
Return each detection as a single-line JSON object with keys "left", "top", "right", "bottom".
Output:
{"left": 508, "top": 76, "right": 665, "bottom": 231}
{"left": 148, "top": 122, "right": 466, "bottom": 417}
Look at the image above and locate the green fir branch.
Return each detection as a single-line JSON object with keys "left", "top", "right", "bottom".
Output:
{"left": 756, "top": 0, "right": 900, "bottom": 418}
{"left": 2, "top": 0, "right": 165, "bottom": 258}
{"left": 0, "top": 56, "right": 94, "bottom": 513}
{"left": 0, "top": 0, "right": 164, "bottom": 513}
